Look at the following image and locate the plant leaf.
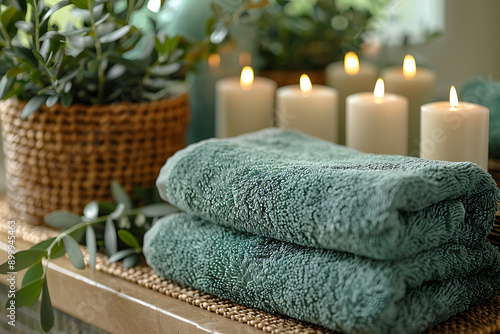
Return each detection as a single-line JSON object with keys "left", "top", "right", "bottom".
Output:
{"left": 86, "top": 225, "right": 96, "bottom": 271}
{"left": 0, "top": 75, "right": 14, "bottom": 99}
{"left": 104, "top": 217, "right": 117, "bottom": 256}
{"left": 45, "top": 95, "right": 59, "bottom": 108}
{"left": 6, "top": 278, "right": 43, "bottom": 309}
{"left": 110, "top": 180, "right": 132, "bottom": 209}
{"left": 122, "top": 254, "right": 139, "bottom": 269}
{"left": 70, "top": 0, "right": 88, "bottom": 9}
{"left": 141, "top": 203, "right": 180, "bottom": 218}
{"left": 41, "top": 0, "right": 71, "bottom": 24}
{"left": 0, "top": 249, "right": 46, "bottom": 274}
{"left": 150, "top": 63, "right": 181, "bottom": 76}
{"left": 30, "top": 238, "right": 66, "bottom": 259}
{"left": 99, "top": 25, "right": 131, "bottom": 43}
{"left": 109, "top": 203, "right": 125, "bottom": 219}
{"left": 62, "top": 236, "right": 85, "bottom": 270}
{"left": 83, "top": 201, "right": 99, "bottom": 219}
{"left": 44, "top": 211, "right": 82, "bottom": 229}
{"left": 22, "top": 262, "right": 44, "bottom": 287}
{"left": 108, "top": 248, "right": 137, "bottom": 263}
{"left": 40, "top": 279, "right": 54, "bottom": 332}
{"left": 21, "top": 95, "right": 47, "bottom": 119}
{"left": 117, "top": 230, "right": 140, "bottom": 248}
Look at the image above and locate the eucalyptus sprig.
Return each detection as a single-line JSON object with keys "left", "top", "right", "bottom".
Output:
{"left": 0, "top": 180, "right": 179, "bottom": 332}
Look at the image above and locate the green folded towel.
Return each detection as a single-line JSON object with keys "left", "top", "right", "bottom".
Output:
{"left": 156, "top": 129, "right": 499, "bottom": 260}
{"left": 144, "top": 213, "right": 500, "bottom": 334}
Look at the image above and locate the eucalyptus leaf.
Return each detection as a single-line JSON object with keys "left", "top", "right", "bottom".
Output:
{"left": 104, "top": 217, "right": 117, "bottom": 256}
{"left": 0, "top": 76, "right": 14, "bottom": 99}
{"left": 151, "top": 63, "right": 181, "bottom": 76}
{"left": 0, "top": 249, "right": 46, "bottom": 274}
{"left": 117, "top": 229, "right": 140, "bottom": 248}
{"left": 110, "top": 202, "right": 125, "bottom": 219}
{"left": 22, "top": 262, "right": 44, "bottom": 287}
{"left": 40, "top": 279, "right": 54, "bottom": 333}
{"left": 6, "top": 278, "right": 43, "bottom": 309}
{"left": 41, "top": 0, "right": 71, "bottom": 24}
{"left": 141, "top": 203, "right": 180, "bottom": 218}
{"left": 31, "top": 237, "right": 66, "bottom": 259}
{"left": 14, "top": 21, "right": 34, "bottom": 34}
{"left": 86, "top": 225, "right": 97, "bottom": 271}
{"left": 62, "top": 235, "right": 85, "bottom": 270}
{"left": 44, "top": 210, "right": 82, "bottom": 229}
{"left": 122, "top": 254, "right": 139, "bottom": 269}
{"left": 99, "top": 25, "right": 131, "bottom": 43}
{"left": 108, "top": 248, "right": 137, "bottom": 263}
{"left": 110, "top": 180, "right": 132, "bottom": 209}
{"left": 45, "top": 95, "right": 59, "bottom": 108}
{"left": 70, "top": 0, "right": 88, "bottom": 9}
{"left": 21, "top": 95, "right": 47, "bottom": 119}
{"left": 83, "top": 201, "right": 99, "bottom": 219}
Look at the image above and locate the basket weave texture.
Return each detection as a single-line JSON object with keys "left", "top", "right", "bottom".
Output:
{"left": 0, "top": 95, "right": 190, "bottom": 223}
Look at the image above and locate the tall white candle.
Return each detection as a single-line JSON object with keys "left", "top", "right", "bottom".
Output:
{"left": 276, "top": 75, "right": 338, "bottom": 142}
{"left": 326, "top": 52, "right": 378, "bottom": 144}
{"left": 346, "top": 78, "right": 409, "bottom": 155}
{"left": 216, "top": 66, "right": 277, "bottom": 138}
{"left": 381, "top": 55, "right": 436, "bottom": 156}
{"left": 420, "top": 86, "right": 489, "bottom": 169}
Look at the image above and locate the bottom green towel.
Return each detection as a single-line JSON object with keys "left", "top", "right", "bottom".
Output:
{"left": 144, "top": 213, "right": 500, "bottom": 334}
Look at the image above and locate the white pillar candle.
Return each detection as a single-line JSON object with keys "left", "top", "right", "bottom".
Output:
{"left": 346, "top": 78, "right": 409, "bottom": 155}
{"left": 276, "top": 75, "right": 338, "bottom": 142}
{"left": 420, "top": 86, "right": 489, "bottom": 169}
{"left": 326, "top": 52, "right": 378, "bottom": 144}
{"left": 381, "top": 55, "right": 437, "bottom": 156}
{"left": 216, "top": 66, "right": 277, "bottom": 138}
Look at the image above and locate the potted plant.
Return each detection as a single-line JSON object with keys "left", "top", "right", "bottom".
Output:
{"left": 0, "top": 0, "right": 190, "bottom": 222}
{"left": 242, "top": 0, "right": 388, "bottom": 86}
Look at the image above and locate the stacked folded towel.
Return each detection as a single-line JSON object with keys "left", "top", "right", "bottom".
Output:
{"left": 144, "top": 129, "right": 500, "bottom": 333}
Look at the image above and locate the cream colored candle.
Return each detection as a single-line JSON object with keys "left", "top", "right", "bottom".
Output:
{"left": 326, "top": 52, "right": 378, "bottom": 144}
{"left": 420, "top": 86, "right": 489, "bottom": 169}
{"left": 381, "top": 55, "right": 437, "bottom": 156}
{"left": 216, "top": 66, "right": 277, "bottom": 138}
{"left": 346, "top": 78, "right": 409, "bottom": 155}
{"left": 276, "top": 75, "right": 338, "bottom": 142}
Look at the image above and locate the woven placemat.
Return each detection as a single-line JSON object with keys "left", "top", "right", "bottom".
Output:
{"left": 0, "top": 199, "right": 499, "bottom": 334}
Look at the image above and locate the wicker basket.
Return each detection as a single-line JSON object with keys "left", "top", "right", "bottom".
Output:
{"left": 0, "top": 95, "right": 190, "bottom": 223}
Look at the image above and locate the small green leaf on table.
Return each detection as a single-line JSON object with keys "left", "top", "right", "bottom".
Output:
{"left": 62, "top": 236, "right": 85, "bottom": 270}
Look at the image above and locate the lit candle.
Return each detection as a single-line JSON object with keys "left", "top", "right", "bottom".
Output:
{"left": 216, "top": 66, "right": 277, "bottom": 138}
{"left": 346, "top": 78, "right": 409, "bottom": 155}
{"left": 420, "top": 86, "right": 489, "bottom": 169}
{"left": 381, "top": 55, "right": 437, "bottom": 156}
{"left": 276, "top": 74, "right": 338, "bottom": 142}
{"left": 326, "top": 52, "right": 378, "bottom": 144}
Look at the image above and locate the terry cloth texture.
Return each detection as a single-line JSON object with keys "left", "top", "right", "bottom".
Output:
{"left": 461, "top": 79, "right": 500, "bottom": 159}
{"left": 144, "top": 213, "right": 500, "bottom": 334}
{"left": 156, "top": 128, "right": 499, "bottom": 260}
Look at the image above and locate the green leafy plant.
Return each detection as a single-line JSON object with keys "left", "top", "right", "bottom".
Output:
{"left": 241, "top": 0, "right": 388, "bottom": 70}
{"left": 0, "top": 0, "right": 187, "bottom": 118}
{"left": 0, "top": 180, "right": 179, "bottom": 332}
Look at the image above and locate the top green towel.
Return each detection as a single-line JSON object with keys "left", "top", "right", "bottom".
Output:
{"left": 156, "top": 129, "right": 499, "bottom": 260}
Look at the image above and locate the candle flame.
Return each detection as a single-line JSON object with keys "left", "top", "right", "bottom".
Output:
{"left": 300, "top": 74, "right": 312, "bottom": 93}
{"left": 240, "top": 66, "right": 254, "bottom": 89}
{"left": 239, "top": 52, "right": 251, "bottom": 66}
{"left": 208, "top": 54, "right": 220, "bottom": 68}
{"left": 374, "top": 78, "right": 385, "bottom": 98}
{"left": 403, "top": 54, "right": 416, "bottom": 80}
{"left": 344, "top": 51, "right": 359, "bottom": 75}
{"left": 449, "top": 86, "right": 459, "bottom": 110}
